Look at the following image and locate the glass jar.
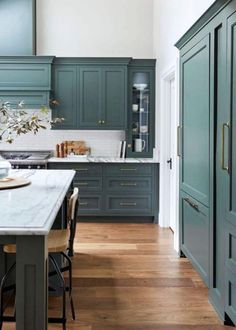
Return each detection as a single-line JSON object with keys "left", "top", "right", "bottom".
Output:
{"left": 0, "top": 157, "right": 11, "bottom": 179}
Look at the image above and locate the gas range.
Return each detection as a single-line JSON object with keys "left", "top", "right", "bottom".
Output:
{"left": 0, "top": 151, "right": 52, "bottom": 169}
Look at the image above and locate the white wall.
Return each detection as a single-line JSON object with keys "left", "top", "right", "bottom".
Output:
{"left": 37, "top": 0, "right": 154, "bottom": 58}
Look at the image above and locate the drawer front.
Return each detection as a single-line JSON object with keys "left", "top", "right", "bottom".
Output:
{"left": 78, "top": 196, "right": 102, "bottom": 213}
{"left": 105, "top": 164, "right": 152, "bottom": 176}
{"left": 49, "top": 163, "right": 102, "bottom": 176}
{"left": 106, "top": 195, "right": 152, "bottom": 214}
{"left": 180, "top": 190, "right": 209, "bottom": 285}
{"left": 105, "top": 177, "right": 152, "bottom": 192}
{"left": 74, "top": 177, "right": 102, "bottom": 192}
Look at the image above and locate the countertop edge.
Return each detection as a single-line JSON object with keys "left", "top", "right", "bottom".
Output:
{"left": 0, "top": 170, "right": 75, "bottom": 236}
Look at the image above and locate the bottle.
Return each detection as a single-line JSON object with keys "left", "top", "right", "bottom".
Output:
{"left": 56, "top": 144, "right": 60, "bottom": 158}
{"left": 70, "top": 148, "right": 75, "bottom": 156}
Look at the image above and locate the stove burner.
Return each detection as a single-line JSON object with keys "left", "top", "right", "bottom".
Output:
{"left": 4, "top": 154, "right": 30, "bottom": 160}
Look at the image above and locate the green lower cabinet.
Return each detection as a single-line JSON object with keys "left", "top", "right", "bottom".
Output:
{"left": 180, "top": 191, "right": 209, "bottom": 286}
{"left": 106, "top": 195, "right": 152, "bottom": 215}
{"left": 48, "top": 162, "right": 159, "bottom": 221}
{"left": 79, "top": 195, "right": 103, "bottom": 215}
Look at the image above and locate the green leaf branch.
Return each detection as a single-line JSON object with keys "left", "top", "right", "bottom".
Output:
{"left": 0, "top": 101, "right": 64, "bottom": 143}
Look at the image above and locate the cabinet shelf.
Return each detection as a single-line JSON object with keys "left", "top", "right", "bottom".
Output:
{"left": 132, "top": 111, "right": 149, "bottom": 114}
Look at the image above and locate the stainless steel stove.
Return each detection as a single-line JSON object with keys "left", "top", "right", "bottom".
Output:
{"left": 0, "top": 151, "right": 52, "bottom": 169}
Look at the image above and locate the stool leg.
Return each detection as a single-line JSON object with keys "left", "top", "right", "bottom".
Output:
{"left": 62, "top": 252, "right": 75, "bottom": 320}
{"left": 49, "top": 255, "right": 66, "bottom": 329}
{"left": 0, "top": 262, "right": 16, "bottom": 329}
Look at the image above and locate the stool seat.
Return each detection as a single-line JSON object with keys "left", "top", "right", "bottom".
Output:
{"left": 3, "top": 229, "right": 70, "bottom": 254}
{"left": 48, "top": 229, "right": 70, "bottom": 253}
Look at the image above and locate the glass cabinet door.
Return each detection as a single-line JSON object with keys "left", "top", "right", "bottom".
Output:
{"left": 130, "top": 72, "right": 151, "bottom": 155}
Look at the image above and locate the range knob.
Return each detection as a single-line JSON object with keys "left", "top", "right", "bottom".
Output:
{"left": 37, "top": 166, "right": 41, "bottom": 169}
{"left": 28, "top": 165, "right": 31, "bottom": 169}
{"left": 16, "top": 165, "right": 19, "bottom": 169}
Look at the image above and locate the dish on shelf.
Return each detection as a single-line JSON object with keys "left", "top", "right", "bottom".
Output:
{"left": 133, "top": 83, "right": 148, "bottom": 91}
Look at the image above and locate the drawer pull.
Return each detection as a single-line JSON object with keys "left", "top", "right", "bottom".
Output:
{"left": 120, "top": 183, "right": 137, "bottom": 186}
{"left": 80, "top": 202, "right": 88, "bottom": 206}
{"left": 78, "top": 182, "right": 88, "bottom": 186}
{"left": 120, "top": 202, "right": 137, "bottom": 206}
{"left": 184, "top": 197, "right": 199, "bottom": 212}
{"left": 75, "top": 168, "right": 88, "bottom": 171}
{"left": 120, "top": 168, "right": 137, "bottom": 171}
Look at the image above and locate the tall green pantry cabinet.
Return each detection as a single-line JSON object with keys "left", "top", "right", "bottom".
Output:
{"left": 176, "top": 0, "right": 236, "bottom": 325}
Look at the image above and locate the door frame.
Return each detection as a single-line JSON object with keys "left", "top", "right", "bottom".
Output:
{"left": 159, "top": 61, "right": 180, "bottom": 252}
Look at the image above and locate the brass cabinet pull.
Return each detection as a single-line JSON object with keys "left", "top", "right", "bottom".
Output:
{"left": 120, "top": 202, "right": 137, "bottom": 206}
{"left": 184, "top": 197, "right": 199, "bottom": 212}
{"left": 120, "top": 182, "right": 137, "bottom": 186}
{"left": 120, "top": 168, "right": 137, "bottom": 171}
{"left": 221, "top": 122, "right": 230, "bottom": 172}
{"left": 78, "top": 182, "right": 88, "bottom": 186}
{"left": 76, "top": 168, "right": 88, "bottom": 171}
{"left": 177, "top": 125, "right": 181, "bottom": 157}
{"left": 80, "top": 202, "right": 88, "bottom": 206}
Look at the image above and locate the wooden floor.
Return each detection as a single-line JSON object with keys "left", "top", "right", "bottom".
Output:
{"left": 4, "top": 223, "right": 235, "bottom": 329}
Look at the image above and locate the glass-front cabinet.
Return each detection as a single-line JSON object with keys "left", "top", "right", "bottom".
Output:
{"left": 127, "top": 60, "right": 156, "bottom": 158}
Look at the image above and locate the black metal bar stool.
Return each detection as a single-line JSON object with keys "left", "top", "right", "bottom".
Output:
{"left": 0, "top": 187, "right": 79, "bottom": 330}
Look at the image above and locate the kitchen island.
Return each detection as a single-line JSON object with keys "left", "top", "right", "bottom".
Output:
{"left": 0, "top": 169, "right": 75, "bottom": 330}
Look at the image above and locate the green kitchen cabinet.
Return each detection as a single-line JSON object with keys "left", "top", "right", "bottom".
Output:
{"left": 180, "top": 191, "right": 209, "bottom": 285}
{"left": 225, "top": 9, "right": 236, "bottom": 324}
{"left": 176, "top": 0, "right": 236, "bottom": 325}
{"left": 79, "top": 67, "right": 102, "bottom": 128}
{"left": 179, "top": 34, "right": 210, "bottom": 207}
{"left": 0, "top": 56, "right": 54, "bottom": 108}
{"left": 127, "top": 60, "right": 156, "bottom": 158}
{"left": 52, "top": 58, "right": 130, "bottom": 130}
{"left": 52, "top": 65, "right": 77, "bottom": 129}
{"left": 102, "top": 67, "right": 127, "bottom": 129}
{"left": 48, "top": 162, "right": 159, "bottom": 221}
{"left": 0, "top": 0, "right": 36, "bottom": 56}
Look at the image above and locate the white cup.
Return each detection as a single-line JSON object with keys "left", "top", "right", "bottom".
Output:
{"left": 140, "top": 125, "right": 148, "bottom": 133}
{"left": 134, "top": 139, "right": 145, "bottom": 152}
{"left": 132, "top": 104, "right": 139, "bottom": 112}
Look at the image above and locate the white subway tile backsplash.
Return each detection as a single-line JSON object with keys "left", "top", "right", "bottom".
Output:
{"left": 0, "top": 127, "right": 125, "bottom": 157}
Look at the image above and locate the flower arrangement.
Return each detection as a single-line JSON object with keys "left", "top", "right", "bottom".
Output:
{"left": 0, "top": 100, "right": 63, "bottom": 143}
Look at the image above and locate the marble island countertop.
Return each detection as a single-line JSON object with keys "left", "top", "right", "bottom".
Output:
{"left": 0, "top": 169, "right": 75, "bottom": 235}
{"left": 48, "top": 156, "right": 159, "bottom": 163}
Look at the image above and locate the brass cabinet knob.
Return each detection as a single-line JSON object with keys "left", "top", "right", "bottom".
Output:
{"left": 102, "top": 120, "right": 105, "bottom": 124}
{"left": 127, "top": 144, "right": 132, "bottom": 148}
{"left": 98, "top": 120, "right": 102, "bottom": 124}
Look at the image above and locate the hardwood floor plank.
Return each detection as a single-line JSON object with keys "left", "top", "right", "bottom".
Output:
{"left": 3, "top": 223, "right": 233, "bottom": 329}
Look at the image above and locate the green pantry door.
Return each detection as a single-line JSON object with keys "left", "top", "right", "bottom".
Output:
{"left": 180, "top": 34, "right": 210, "bottom": 285}
{"left": 225, "top": 10, "right": 236, "bottom": 323}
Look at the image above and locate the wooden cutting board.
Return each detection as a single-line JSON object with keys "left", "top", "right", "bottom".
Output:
{"left": 64, "top": 141, "right": 90, "bottom": 155}
{"left": 0, "top": 177, "right": 31, "bottom": 190}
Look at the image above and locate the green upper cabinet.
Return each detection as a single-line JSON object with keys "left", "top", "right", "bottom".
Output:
{"left": 0, "top": 56, "right": 54, "bottom": 108}
{"left": 52, "top": 65, "right": 77, "bottom": 129}
{"left": 79, "top": 67, "right": 102, "bottom": 128}
{"left": 180, "top": 35, "right": 210, "bottom": 207}
{"left": 52, "top": 58, "right": 130, "bottom": 130}
{"left": 127, "top": 60, "right": 156, "bottom": 158}
{"left": 102, "top": 67, "right": 127, "bottom": 129}
{"left": 0, "top": 0, "right": 36, "bottom": 56}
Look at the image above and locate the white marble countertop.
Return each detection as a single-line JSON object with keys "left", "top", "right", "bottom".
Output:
{"left": 0, "top": 169, "right": 75, "bottom": 235}
{"left": 48, "top": 156, "right": 159, "bottom": 163}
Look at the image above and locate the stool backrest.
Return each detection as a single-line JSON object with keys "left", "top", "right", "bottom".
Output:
{"left": 68, "top": 187, "right": 79, "bottom": 256}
